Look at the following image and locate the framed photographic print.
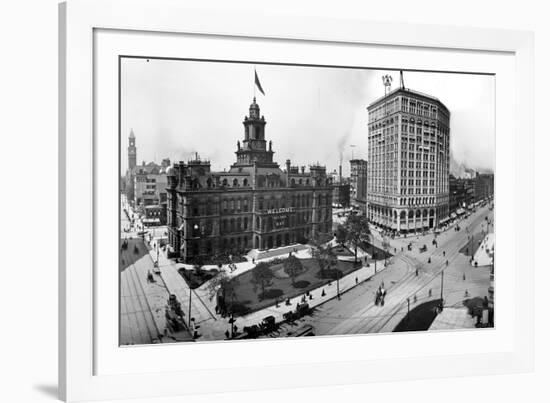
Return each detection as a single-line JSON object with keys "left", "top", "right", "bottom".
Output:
{"left": 59, "top": 0, "right": 534, "bottom": 401}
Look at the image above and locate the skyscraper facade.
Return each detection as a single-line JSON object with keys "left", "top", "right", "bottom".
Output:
{"left": 350, "top": 159, "right": 368, "bottom": 210}
{"left": 366, "top": 84, "right": 450, "bottom": 233}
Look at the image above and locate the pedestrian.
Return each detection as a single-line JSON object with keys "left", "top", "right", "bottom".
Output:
{"left": 428, "top": 289, "right": 432, "bottom": 297}
{"left": 443, "top": 250, "right": 445, "bottom": 257}
{"left": 415, "top": 268, "right": 418, "bottom": 276}
{"left": 446, "top": 260, "right": 449, "bottom": 266}
{"left": 355, "top": 277, "right": 358, "bottom": 285}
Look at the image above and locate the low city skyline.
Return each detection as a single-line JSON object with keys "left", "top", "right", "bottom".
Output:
{"left": 120, "top": 58, "right": 495, "bottom": 177}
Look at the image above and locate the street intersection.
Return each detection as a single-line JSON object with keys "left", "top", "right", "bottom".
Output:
{"left": 120, "top": 194, "right": 493, "bottom": 344}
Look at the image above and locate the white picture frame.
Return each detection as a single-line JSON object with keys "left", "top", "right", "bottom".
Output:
{"left": 59, "top": 0, "right": 534, "bottom": 401}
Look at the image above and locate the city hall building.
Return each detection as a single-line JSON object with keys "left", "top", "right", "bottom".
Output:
{"left": 166, "top": 98, "right": 333, "bottom": 262}
{"left": 366, "top": 80, "right": 450, "bottom": 233}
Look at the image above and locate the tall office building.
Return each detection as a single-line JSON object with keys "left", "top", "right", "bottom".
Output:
{"left": 366, "top": 75, "right": 450, "bottom": 233}
{"left": 350, "top": 159, "right": 368, "bottom": 210}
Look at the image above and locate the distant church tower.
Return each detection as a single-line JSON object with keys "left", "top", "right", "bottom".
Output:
{"left": 128, "top": 129, "right": 137, "bottom": 170}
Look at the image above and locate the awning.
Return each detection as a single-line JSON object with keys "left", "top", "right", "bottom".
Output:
{"left": 178, "top": 223, "right": 185, "bottom": 231}
{"left": 450, "top": 212, "right": 457, "bottom": 219}
{"left": 456, "top": 208, "right": 465, "bottom": 215}
{"left": 143, "top": 218, "right": 160, "bottom": 223}
{"left": 439, "top": 216, "right": 450, "bottom": 223}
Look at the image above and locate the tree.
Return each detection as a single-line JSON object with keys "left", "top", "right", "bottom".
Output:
{"left": 311, "top": 235, "right": 337, "bottom": 278}
{"left": 335, "top": 224, "right": 347, "bottom": 247}
{"left": 192, "top": 255, "right": 206, "bottom": 277}
{"left": 250, "top": 262, "right": 274, "bottom": 297}
{"left": 343, "top": 214, "right": 371, "bottom": 263}
{"left": 205, "top": 271, "right": 239, "bottom": 316}
{"left": 284, "top": 255, "right": 303, "bottom": 286}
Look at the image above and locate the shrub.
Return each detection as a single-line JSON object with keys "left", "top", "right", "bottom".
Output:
{"left": 259, "top": 288, "right": 284, "bottom": 300}
{"left": 317, "top": 268, "right": 343, "bottom": 280}
{"left": 292, "top": 280, "right": 311, "bottom": 289}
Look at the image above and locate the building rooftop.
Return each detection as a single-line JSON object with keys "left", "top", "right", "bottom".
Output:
{"left": 367, "top": 86, "right": 449, "bottom": 112}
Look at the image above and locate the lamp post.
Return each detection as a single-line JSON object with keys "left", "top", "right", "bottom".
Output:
{"left": 439, "top": 269, "right": 444, "bottom": 311}
{"left": 336, "top": 270, "right": 341, "bottom": 300}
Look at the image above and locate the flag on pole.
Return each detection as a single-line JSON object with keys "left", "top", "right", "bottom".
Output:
{"left": 254, "top": 69, "right": 265, "bottom": 96}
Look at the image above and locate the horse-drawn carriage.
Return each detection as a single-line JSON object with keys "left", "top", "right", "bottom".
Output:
{"left": 375, "top": 286, "right": 386, "bottom": 306}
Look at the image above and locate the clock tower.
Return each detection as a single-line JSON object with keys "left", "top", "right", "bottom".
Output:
{"left": 128, "top": 129, "right": 137, "bottom": 170}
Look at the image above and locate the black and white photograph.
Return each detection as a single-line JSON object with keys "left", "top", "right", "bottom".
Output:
{"left": 119, "top": 58, "right": 495, "bottom": 345}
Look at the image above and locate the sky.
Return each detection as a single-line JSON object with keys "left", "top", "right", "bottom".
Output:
{"left": 120, "top": 58, "right": 495, "bottom": 177}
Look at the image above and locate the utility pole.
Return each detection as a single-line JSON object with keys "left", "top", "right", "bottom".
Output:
{"left": 188, "top": 289, "right": 192, "bottom": 328}
{"left": 337, "top": 271, "right": 341, "bottom": 300}
{"left": 371, "top": 238, "right": 376, "bottom": 274}
{"left": 440, "top": 269, "right": 444, "bottom": 310}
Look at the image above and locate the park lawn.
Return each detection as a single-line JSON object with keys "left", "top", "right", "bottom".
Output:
{"left": 179, "top": 267, "right": 220, "bottom": 289}
{"left": 227, "top": 258, "right": 361, "bottom": 316}
{"left": 330, "top": 245, "right": 354, "bottom": 256}
{"left": 119, "top": 238, "right": 150, "bottom": 272}
{"left": 393, "top": 299, "right": 442, "bottom": 332}
{"left": 458, "top": 231, "right": 486, "bottom": 258}
{"left": 360, "top": 241, "right": 393, "bottom": 259}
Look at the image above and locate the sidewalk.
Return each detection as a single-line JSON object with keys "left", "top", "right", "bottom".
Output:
{"left": 472, "top": 233, "right": 494, "bottom": 267}
{"left": 149, "top": 238, "right": 389, "bottom": 341}
{"left": 429, "top": 308, "right": 476, "bottom": 330}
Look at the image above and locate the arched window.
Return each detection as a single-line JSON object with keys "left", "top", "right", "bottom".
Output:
{"left": 222, "top": 178, "right": 228, "bottom": 186}
{"left": 233, "top": 178, "right": 238, "bottom": 187}
{"left": 243, "top": 178, "right": 248, "bottom": 187}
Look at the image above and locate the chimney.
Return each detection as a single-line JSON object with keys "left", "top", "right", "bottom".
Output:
{"left": 339, "top": 164, "right": 342, "bottom": 184}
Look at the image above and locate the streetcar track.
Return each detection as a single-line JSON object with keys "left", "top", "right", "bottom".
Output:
{"left": 323, "top": 208, "right": 491, "bottom": 335}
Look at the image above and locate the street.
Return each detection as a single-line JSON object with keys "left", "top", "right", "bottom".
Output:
{"left": 302, "top": 204, "right": 493, "bottom": 335}
{"left": 120, "top": 191, "right": 493, "bottom": 344}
